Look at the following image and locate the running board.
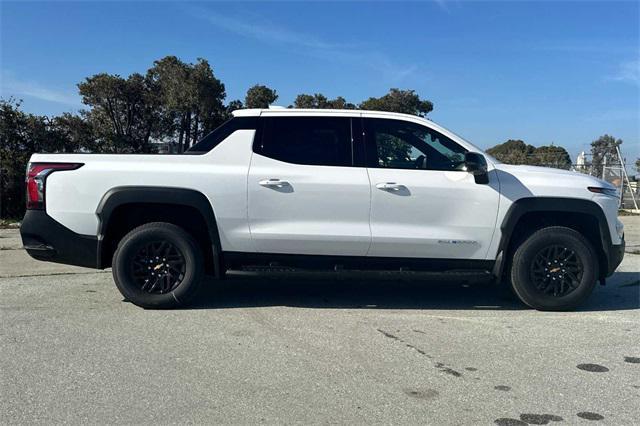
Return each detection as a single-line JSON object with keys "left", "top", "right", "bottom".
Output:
{"left": 226, "top": 266, "right": 493, "bottom": 281}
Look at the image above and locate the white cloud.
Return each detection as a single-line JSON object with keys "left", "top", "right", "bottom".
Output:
{"left": 609, "top": 59, "right": 640, "bottom": 85}
{"left": 190, "top": 8, "right": 418, "bottom": 82}
{"left": 0, "top": 71, "right": 82, "bottom": 107}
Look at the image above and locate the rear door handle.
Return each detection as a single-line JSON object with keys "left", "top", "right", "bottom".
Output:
{"left": 376, "top": 182, "right": 405, "bottom": 191}
{"left": 259, "top": 179, "right": 290, "bottom": 187}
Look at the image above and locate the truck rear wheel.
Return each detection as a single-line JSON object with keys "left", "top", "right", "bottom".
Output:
{"left": 112, "top": 222, "right": 204, "bottom": 309}
{"left": 510, "top": 226, "right": 598, "bottom": 311}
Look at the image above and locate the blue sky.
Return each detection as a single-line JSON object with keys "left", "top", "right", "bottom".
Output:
{"left": 1, "top": 1, "right": 638, "bottom": 163}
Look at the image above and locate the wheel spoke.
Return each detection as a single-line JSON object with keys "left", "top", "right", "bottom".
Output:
{"left": 131, "top": 239, "right": 186, "bottom": 295}
{"left": 530, "top": 244, "right": 583, "bottom": 297}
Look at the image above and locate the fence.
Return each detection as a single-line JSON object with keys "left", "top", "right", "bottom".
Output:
{"left": 573, "top": 148, "right": 639, "bottom": 211}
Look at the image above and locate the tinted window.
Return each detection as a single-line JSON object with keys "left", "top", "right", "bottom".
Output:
{"left": 188, "top": 117, "right": 258, "bottom": 153}
{"left": 364, "top": 118, "right": 467, "bottom": 171}
{"left": 257, "top": 117, "right": 353, "bottom": 167}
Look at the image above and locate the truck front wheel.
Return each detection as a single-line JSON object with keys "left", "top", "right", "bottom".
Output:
{"left": 112, "top": 222, "right": 204, "bottom": 309}
{"left": 510, "top": 226, "right": 598, "bottom": 311}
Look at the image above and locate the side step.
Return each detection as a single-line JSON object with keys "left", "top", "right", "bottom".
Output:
{"left": 227, "top": 265, "right": 493, "bottom": 281}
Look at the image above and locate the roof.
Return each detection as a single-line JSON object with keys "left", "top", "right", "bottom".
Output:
{"left": 231, "top": 107, "right": 430, "bottom": 122}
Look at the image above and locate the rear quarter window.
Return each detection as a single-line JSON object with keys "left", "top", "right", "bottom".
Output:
{"left": 188, "top": 117, "right": 258, "bottom": 153}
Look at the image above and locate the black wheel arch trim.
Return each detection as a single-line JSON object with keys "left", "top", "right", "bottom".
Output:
{"left": 495, "top": 197, "right": 617, "bottom": 280}
{"left": 95, "top": 186, "right": 223, "bottom": 277}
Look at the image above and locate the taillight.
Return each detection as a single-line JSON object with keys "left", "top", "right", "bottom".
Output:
{"left": 25, "top": 162, "right": 83, "bottom": 210}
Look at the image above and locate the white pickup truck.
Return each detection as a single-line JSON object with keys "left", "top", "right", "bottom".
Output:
{"left": 20, "top": 108, "right": 625, "bottom": 310}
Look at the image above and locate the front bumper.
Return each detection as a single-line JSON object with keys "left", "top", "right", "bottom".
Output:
{"left": 605, "top": 234, "right": 625, "bottom": 277}
{"left": 20, "top": 210, "right": 100, "bottom": 269}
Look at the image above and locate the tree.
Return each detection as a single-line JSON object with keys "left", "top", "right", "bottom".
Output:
{"left": 636, "top": 158, "right": 640, "bottom": 173}
{"left": 532, "top": 144, "right": 572, "bottom": 169}
{"left": 245, "top": 85, "right": 278, "bottom": 108}
{"left": 49, "top": 113, "right": 96, "bottom": 153}
{"left": 359, "top": 88, "right": 433, "bottom": 116}
{"left": 486, "top": 140, "right": 573, "bottom": 169}
{"left": 292, "top": 93, "right": 356, "bottom": 109}
{"left": 147, "top": 56, "right": 226, "bottom": 152}
{"left": 292, "top": 89, "right": 434, "bottom": 115}
{"left": 78, "top": 72, "right": 158, "bottom": 153}
{"left": 0, "top": 99, "right": 67, "bottom": 218}
{"left": 590, "top": 134, "right": 622, "bottom": 178}
{"left": 226, "top": 99, "right": 244, "bottom": 115}
{"left": 486, "top": 139, "right": 534, "bottom": 165}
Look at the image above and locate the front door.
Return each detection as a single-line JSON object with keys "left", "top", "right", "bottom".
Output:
{"left": 248, "top": 115, "right": 371, "bottom": 256}
{"left": 363, "top": 117, "right": 500, "bottom": 260}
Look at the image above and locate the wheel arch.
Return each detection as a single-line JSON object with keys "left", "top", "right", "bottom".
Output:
{"left": 96, "top": 186, "right": 223, "bottom": 277}
{"left": 494, "top": 197, "right": 611, "bottom": 281}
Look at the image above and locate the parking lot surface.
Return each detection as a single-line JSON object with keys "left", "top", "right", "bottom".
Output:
{"left": 1, "top": 217, "right": 639, "bottom": 425}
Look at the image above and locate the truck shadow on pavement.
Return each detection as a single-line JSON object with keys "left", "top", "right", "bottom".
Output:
{"left": 190, "top": 271, "right": 639, "bottom": 311}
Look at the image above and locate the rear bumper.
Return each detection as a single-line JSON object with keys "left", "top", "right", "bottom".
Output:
{"left": 20, "top": 210, "right": 100, "bottom": 269}
{"left": 605, "top": 235, "right": 625, "bottom": 277}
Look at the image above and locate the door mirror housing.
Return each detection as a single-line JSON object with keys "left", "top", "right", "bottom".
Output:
{"left": 465, "top": 152, "right": 489, "bottom": 184}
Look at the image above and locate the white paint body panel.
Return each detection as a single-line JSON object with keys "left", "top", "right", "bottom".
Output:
{"left": 39, "top": 130, "right": 256, "bottom": 252}
{"left": 367, "top": 168, "right": 500, "bottom": 259}
{"left": 247, "top": 153, "right": 372, "bottom": 255}
{"left": 31, "top": 108, "right": 621, "bottom": 263}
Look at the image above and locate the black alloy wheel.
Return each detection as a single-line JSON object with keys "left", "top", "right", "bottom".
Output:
{"left": 510, "top": 226, "right": 598, "bottom": 311}
{"left": 131, "top": 240, "right": 186, "bottom": 294}
{"left": 112, "top": 222, "right": 204, "bottom": 309}
{"left": 530, "top": 245, "right": 583, "bottom": 297}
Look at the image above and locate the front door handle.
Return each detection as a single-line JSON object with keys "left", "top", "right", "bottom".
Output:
{"left": 259, "top": 179, "right": 290, "bottom": 188}
{"left": 376, "top": 182, "right": 405, "bottom": 191}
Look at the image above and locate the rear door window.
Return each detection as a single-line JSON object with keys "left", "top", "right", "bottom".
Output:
{"left": 256, "top": 117, "right": 353, "bottom": 167}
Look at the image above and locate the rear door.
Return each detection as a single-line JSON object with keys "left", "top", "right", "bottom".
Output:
{"left": 247, "top": 114, "right": 372, "bottom": 256}
{"left": 364, "top": 117, "right": 500, "bottom": 260}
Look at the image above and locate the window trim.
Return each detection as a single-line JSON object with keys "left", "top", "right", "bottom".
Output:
{"left": 362, "top": 117, "right": 468, "bottom": 171}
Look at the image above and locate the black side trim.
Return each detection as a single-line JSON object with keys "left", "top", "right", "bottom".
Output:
{"left": 20, "top": 210, "right": 99, "bottom": 268}
{"left": 224, "top": 252, "right": 494, "bottom": 274}
{"left": 495, "top": 197, "right": 616, "bottom": 279}
{"left": 96, "top": 186, "right": 222, "bottom": 276}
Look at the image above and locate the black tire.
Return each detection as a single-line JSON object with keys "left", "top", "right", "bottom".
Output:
{"left": 510, "top": 226, "right": 598, "bottom": 311}
{"left": 112, "top": 222, "right": 204, "bottom": 309}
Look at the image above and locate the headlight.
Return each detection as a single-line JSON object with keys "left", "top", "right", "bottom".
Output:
{"left": 587, "top": 186, "right": 619, "bottom": 197}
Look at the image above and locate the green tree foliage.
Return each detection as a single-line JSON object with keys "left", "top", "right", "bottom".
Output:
{"left": 486, "top": 140, "right": 534, "bottom": 165}
{"left": 49, "top": 113, "right": 96, "bottom": 153}
{"left": 78, "top": 73, "right": 159, "bottom": 153}
{"left": 226, "top": 99, "right": 244, "bottom": 116}
{"left": 245, "top": 85, "right": 278, "bottom": 108}
{"left": 534, "top": 145, "right": 572, "bottom": 169}
{"left": 360, "top": 88, "right": 433, "bottom": 117}
{"left": 292, "top": 89, "right": 432, "bottom": 116}
{"left": 147, "top": 56, "right": 226, "bottom": 152}
{"left": 292, "top": 93, "right": 356, "bottom": 109}
{"left": 590, "top": 134, "right": 623, "bottom": 178}
{"left": 486, "top": 139, "right": 572, "bottom": 169}
{"left": 636, "top": 158, "right": 640, "bottom": 173}
{"left": 0, "top": 99, "right": 94, "bottom": 218}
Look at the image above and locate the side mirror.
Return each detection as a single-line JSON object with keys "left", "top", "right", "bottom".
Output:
{"left": 465, "top": 152, "right": 489, "bottom": 184}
